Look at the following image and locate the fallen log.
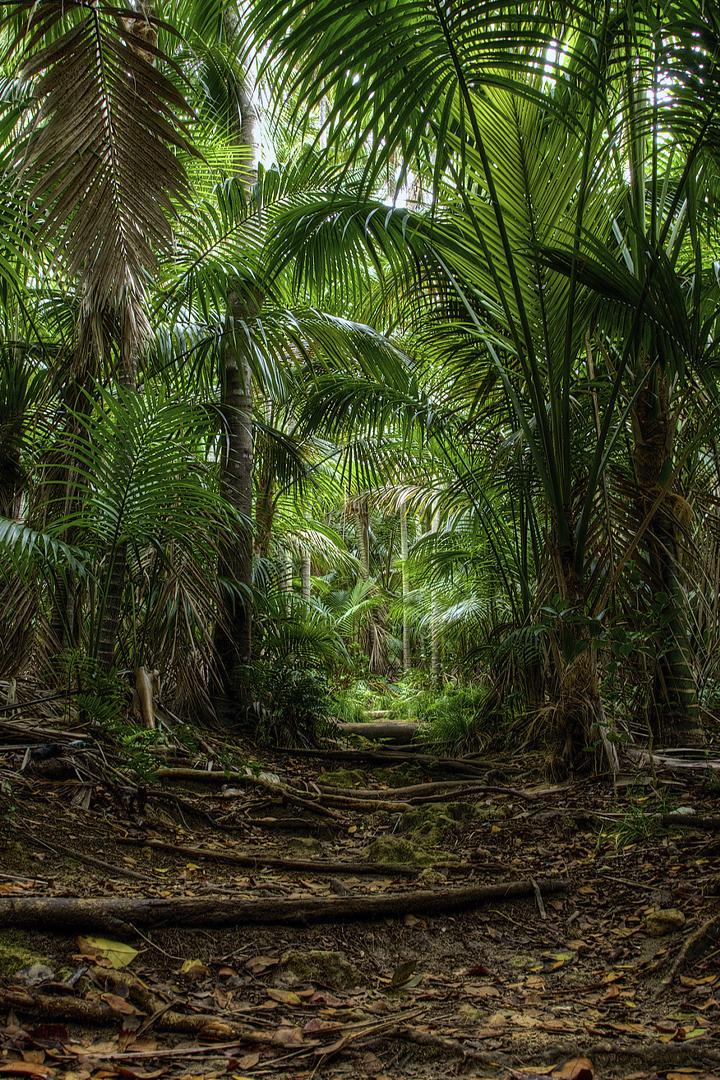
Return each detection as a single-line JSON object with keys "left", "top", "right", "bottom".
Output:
{"left": 0, "top": 878, "right": 568, "bottom": 934}
{"left": 337, "top": 721, "right": 419, "bottom": 743}
{"left": 120, "top": 836, "right": 422, "bottom": 876}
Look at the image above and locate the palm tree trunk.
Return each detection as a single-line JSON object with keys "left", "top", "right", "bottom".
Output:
{"left": 301, "top": 553, "right": 312, "bottom": 600}
{"left": 213, "top": 63, "right": 258, "bottom": 720}
{"left": 430, "top": 509, "right": 441, "bottom": 684}
{"left": 254, "top": 472, "right": 275, "bottom": 558}
{"left": 400, "top": 502, "right": 410, "bottom": 670}
{"left": 632, "top": 375, "right": 701, "bottom": 746}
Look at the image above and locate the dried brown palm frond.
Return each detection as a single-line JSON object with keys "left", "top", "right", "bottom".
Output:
{"left": 5, "top": 0, "right": 194, "bottom": 363}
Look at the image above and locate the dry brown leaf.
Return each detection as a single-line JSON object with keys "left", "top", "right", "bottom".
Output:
{"left": 232, "top": 1054, "right": 260, "bottom": 1070}
{"left": 245, "top": 954, "right": 279, "bottom": 975}
{"left": 99, "top": 992, "right": 142, "bottom": 1017}
{"left": 0, "top": 1064, "right": 53, "bottom": 1077}
{"left": 553, "top": 1057, "right": 594, "bottom": 1080}
{"left": 271, "top": 1026, "right": 304, "bottom": 1047}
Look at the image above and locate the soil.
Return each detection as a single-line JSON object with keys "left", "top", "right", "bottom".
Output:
{"left": 1, "top": 734, "right": 719, "bottom": 1080}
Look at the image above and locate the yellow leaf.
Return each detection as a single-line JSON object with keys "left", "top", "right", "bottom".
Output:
{"left": 76, "top": 936, "right": 138, "bottom": 970}
{"left": 267, "top": 988, "right": 302, "bottom": 1006}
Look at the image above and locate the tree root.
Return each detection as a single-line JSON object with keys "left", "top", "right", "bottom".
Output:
{"left": 658, "top": 913, "right": 720, "bottom": 991}
{"left": 276, "top": 747, "right": 489, "bottom": 777}
{"left": 155, "top": 768, "right": 343, "bottom": 821}
{"left": 317, "top": 779, "right": 540, "bottom": 803}
{"left": 120, "top": 836, "right": 421, "bottom": 876}
{"left": 0, "top": 983, "right": 272, "bottom": 1044}
{"left": 0, "top": 878, "right": 568, "bottom": 934}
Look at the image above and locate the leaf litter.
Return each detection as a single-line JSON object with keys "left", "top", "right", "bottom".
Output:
{"left": 1, "top": 740, "right": 720, "bottom": 1078}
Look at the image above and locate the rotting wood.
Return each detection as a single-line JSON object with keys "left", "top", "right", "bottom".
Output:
{"left": 119, "top": 836, "right": 422, "bottom": 876}
{"left": 0, "top": 878, "right": 568, "bottom": 933}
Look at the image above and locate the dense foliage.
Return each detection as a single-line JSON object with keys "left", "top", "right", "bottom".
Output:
{"left": 2, "top": 0, "right": 720, "bottom": 774}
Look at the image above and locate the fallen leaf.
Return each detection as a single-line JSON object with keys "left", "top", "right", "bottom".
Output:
{"left": 271, "top": 1026, "right": 304, "bottom": 1047}
{"left": 179, "top": 959, "right": 210, "bottom": 980}
{"left": 0, "top": 1064, "right": 53, "bottom": 1077}
{"left": 267, "top": 988, "right": 301, "bottom": 1006}
{"left": 245, "top": 954, "right": 279, "bottom": 975}
{"left": 553, "top": 1057, "right": 594, "bottom": 1080}
{"left": 465, "top": 984, "right": 500, "bottom": 1000}
{"left": 390, "top": 960, "right": 416, "bottom": 987}
{"left": 115, "top": 1068, "right": 166, "bottom": 1080}
{"left": 99, "top": 993, "right": 142, "bottom": 1017}
{"left": 76, "top": 936, "right": 138, "bottom": 970}
{"left": 232, "top": 1053, "right": 260, "bottom": 1070}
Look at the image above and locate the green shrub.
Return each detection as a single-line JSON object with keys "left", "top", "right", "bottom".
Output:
{"left": 249, "top": 660, "right": 335, "bottom": 747}
{"left": 416, "top": 684, "right": 496, "bottom": 754}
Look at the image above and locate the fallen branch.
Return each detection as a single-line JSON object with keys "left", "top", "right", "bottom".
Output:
{"left": 155, "top": 767, "right": 342, "bottom": 821}
{"left": 120, "top": 836, "right": 422, "bottom": 876}
{"left": 373, "top": 1024, "right": 500, "bottom": 1065}
{"left": 26, "top": 831, "right": 152, "bottom": 883}
{"left": 0, "top": 878, "right": 568, "bottom": 934}
{"left": 659, "top": 913, "right": 720, "bottom": 991}
{"left": 662, "top": 812, "right": 720, "bottom": 831}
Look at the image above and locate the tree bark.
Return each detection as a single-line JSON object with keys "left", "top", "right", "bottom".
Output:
{"left": 400, "top": 501, "right": 411, "bottom": 670}
{"left": 301, "top": 551, "right": 312, "bottom": 600}
{"left": 632, "top": 374, "right": 701, "bottom": 746}
{"left": 429, "top": 509, "right": 442, "bottom": 683}
{"left": 548, "top": 544, "right": 618, "bottom": 778}
{"left": 213, "top": 66, "right": 258, "bottom": 722}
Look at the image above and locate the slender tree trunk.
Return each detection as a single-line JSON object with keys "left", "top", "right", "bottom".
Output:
{"left": 355, "top": 499, "right": 370, "bottom": 579}
{"left": 632, "top": 374, "right": 701, "bottom": 746}
{"left": 254, "top": 472, "right": 275, "bottom": 558}
{"left": 279, "top": 548, "right": 293, "bottom": 607}
{"left": 301, "top": 553, "right": 312, "bottom": 601}
{"left": 430, "top": 509, "right": 441, "bottom": 684}
{"left": 213, "top": 60, "right": 259, "bottom": 721}
{"left": 400, "top": 502, "right": 410, "bottom": 671}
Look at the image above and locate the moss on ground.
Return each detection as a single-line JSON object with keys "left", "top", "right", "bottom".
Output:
{"left": 276, "top": 949, "right": 362, "bottom": 990}
{"left": 364, "top": 834, "right": 435, "bottom": 866}
{"left": 317, "top": 768, "right": 367, "bottom": 788}
{"left": 0, "top": 931, "right": 51, "bottom": 978}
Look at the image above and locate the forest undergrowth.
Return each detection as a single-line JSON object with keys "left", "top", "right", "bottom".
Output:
{"left": 1, "top": 697, "right": 720, "bottom": 1080}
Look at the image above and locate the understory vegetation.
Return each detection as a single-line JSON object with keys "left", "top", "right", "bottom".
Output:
{"left": 1, "top": 0, "right": 720, "bottom": 776}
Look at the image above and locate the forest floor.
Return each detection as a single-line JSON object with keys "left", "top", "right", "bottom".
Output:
{"left": 1, "top": 722, "right": 720, "bottom": 1080}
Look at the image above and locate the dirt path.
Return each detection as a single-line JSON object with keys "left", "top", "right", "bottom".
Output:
{"left": 1, "top": 741, "right": 719, "bottom": 1079}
